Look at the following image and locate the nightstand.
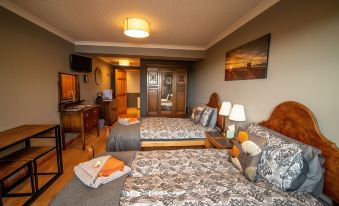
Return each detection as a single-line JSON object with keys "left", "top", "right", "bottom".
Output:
{"left": 205, "top": 131, "right": 234, "bottom": 150}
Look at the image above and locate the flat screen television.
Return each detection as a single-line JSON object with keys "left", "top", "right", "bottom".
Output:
{"left": 70, "top": 54, "right": 92, "bottom": 73}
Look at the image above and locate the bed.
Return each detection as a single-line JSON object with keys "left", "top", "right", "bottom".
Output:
{"left": 51, "top": 101, "right": 339, "bottom": 205}
{"left": 106, "top": 93, "right": 222, "bottom": 151}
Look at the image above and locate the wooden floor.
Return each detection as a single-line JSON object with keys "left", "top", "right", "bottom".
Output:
{"left": 3, "top": 127, "right": 108, "bottom": 206}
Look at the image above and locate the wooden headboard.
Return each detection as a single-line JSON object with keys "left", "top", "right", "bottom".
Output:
{"left": 206, "top": 92, "right": 222, "bottom": 129}
{"left": 260, "top": 101, "right": 339, "bottom": 203}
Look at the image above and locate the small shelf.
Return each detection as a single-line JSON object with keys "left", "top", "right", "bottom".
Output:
{"left": 1, "top": 146, "right": 55, "bottom": 162}
{"left": 0, "top": 160, "right": 30, "bottom": 180}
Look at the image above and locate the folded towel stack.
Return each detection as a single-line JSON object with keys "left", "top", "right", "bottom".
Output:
{"left": 74, "top": 155, "right": 131, "bottom": 188}
{"left": 118, "top": 118, "right": 140, "bottom": 125}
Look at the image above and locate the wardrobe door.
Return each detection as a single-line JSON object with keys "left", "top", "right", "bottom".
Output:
{"left": 147, "top": 68, "right": 159, "bottom": 115}
{"left": 160, "top": 71, "right": 174, "bottom": 115}
{"left": 174, "top": 68, "right": 187, "bottom": 116}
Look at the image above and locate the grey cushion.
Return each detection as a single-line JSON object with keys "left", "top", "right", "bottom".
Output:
{"left": 193, "top": 108, "right": 205, "bottom": 124}
{"left": 232, "top": 129, "right": 267, "bottom": 182}
{"left": 263, "top": 126, "right": 325, "bottom": 197}
{"left": 200, "top": 106, "right": 214, "bottom": 127}
{"left": 248, "top": 123, "right": 325, "bottom": 195}
{"left": 208, "top": 108, "right": 218, "bottom": 128}
{"left": 50, "top": 151, "right": 136, "bottom": 206}
{"left": 256, "top": 136, "right": 304, "bottom": 191}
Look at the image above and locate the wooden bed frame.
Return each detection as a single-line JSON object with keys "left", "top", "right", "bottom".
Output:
{"left": 141, "top": 92, "right": 222, "bottom": 148}
{"left": 260, "top": 101, "right": 339, "bottom": 203}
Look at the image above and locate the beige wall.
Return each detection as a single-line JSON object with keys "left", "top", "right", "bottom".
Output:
{"left": 0, "top": 7, "right": 74, "bottom": 131}
{"left": 80, "top": 57, "right": 114, "bottom": 104}
{"left": 0, "top": 8, "right": 113, "bottom": 149}
{"left": 191, "top": 0, "right": 339, "bottom": 144}
{"left": 126, "top": 70, "right": 141, "bottom": 93}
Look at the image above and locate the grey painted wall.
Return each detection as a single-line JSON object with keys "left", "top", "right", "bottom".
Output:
{"left": 191, "top": 0, "right": 339, "bottom": 145}
{"left": 127, "top": 93, "right": 140, "bottom": 108}
{"left": 0, "top": 8, "right": 113, "bottom": 148}
{"left": 0, "top": 7, "right": 74, "bottom": 131}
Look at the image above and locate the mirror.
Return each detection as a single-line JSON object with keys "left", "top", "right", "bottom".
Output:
{"left": 95, "top": 67, "right": 102, "bottom": 85}
{"left": 58, "top": 73, "right": 80, "bottom": 102}
{"left": 161, "top": 72, "right": 173, "bottom": 112}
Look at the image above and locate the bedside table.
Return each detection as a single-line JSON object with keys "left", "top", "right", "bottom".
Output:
{"left": 205, "top": 131, "right": 233, "bottom": 149}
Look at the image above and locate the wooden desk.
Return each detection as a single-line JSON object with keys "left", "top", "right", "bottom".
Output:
{"left": 60, "top": 105, "right": 99, "bottom": 150}
{"left": 0, "top": 124, "right": 63, "bottom": 204}
{"left": 205, "top": 131, "right": 233, "bottom": 150}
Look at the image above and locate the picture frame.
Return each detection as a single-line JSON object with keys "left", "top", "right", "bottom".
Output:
{"left": 225, "top": 33, "right": 271, "bottom": 81}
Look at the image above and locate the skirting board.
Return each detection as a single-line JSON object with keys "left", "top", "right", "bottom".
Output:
{"left": 141, "top": 140, "right": 206, "bottom": 147}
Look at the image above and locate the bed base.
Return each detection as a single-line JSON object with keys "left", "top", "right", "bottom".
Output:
{"left": 141, "top": 140, "right": 205, "bottom": 148}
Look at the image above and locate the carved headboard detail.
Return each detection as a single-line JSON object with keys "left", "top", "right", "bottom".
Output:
{"left": 206, "top": 92, "right": 222, "bottom": 129}
{"left": 260, "top": 101, "right": 339, "bottom": 203}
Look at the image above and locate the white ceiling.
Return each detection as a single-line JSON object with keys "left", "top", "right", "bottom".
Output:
{"left": 1, "top": 0, "right": 279, "bottom": 50}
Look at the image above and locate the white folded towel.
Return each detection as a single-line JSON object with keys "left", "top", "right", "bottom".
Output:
{"left": 74, "top": 155, "right": 131, "bottom": 188}
{"left": 118, "top": 118, "right": 141, "bottom": 125}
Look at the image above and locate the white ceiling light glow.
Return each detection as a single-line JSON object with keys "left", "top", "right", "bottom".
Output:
{"left": 124, "top": 17, "right": 149, "bottom": 38}
{"left": 119, "top": 59, "right": 130, "bottom": 66}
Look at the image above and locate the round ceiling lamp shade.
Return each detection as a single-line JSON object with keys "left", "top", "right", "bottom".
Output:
{"left": 124, "top": 18, "right": 149, "bottom": 38}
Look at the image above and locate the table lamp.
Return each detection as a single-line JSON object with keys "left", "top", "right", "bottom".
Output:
{"left": 219, "top": 102, "right": 232, "bottom": 136}
{"left": 229, "top": 104, "right": 246, "bottom": 134}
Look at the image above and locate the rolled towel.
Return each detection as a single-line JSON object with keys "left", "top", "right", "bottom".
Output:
{"left": 118, "top": 118, "right": 140, "bottom": 125}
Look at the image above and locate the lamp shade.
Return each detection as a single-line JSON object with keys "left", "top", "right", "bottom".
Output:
{"left": 229, "top": 104, "right": 246, "bottom": 121}
{"left": 124, "top": 18, "right": 149, "bottom": 38}
{"left": 219, "top": 102, "right": 232, "bottom": 116}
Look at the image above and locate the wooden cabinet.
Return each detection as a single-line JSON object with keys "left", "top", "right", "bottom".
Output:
{"left": 205, "top": 131, "right": 233, "bottom": 150}
{"left": 96, "top": 100, "right": 117, "bottom": 126}
{"left": 60, "top": 105, "right": 99, "bottom": 150}
{"left": 146, "top": 65, "right": 187, "bottom": 117}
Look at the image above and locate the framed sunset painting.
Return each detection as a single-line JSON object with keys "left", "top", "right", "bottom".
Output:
{"left": 225, "top": 34, "right": 270, "bottom": 81}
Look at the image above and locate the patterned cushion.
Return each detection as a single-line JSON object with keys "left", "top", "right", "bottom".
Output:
{"left": 247, "top": 122, "right": 276, "bottom": 140}
{"left": 229, "top": 129, "right": 267, "bottom": 182}
{"left": 247, "top": 123, "right": 323, "bottom": 193}
{"left": 200, "top": 106, "right": 214, "bottom": 127}
{"left": 192, "top": 107, "right": 205, "bottom": 124}
{"left": 257, "top": 137, "right": 303, "bottom": 190}
{"left": 191, "top": 106, "right": 204, "bottom": 121}
{"left": 208, "top": 108, "right": 218, "bottom": 128}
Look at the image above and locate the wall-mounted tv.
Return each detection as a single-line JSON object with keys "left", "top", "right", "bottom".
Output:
{"left": 70, "top": 54, "right": 92, "bottom": 73}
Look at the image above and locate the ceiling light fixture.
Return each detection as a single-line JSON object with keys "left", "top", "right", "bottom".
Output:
{"left": 119, "top": 59, "right": 130, "bottom": 66}
{"left": 124, "top": 17, "right": 149, "bottom": 38}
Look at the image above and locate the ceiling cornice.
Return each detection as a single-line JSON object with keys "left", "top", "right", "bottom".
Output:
{"left": 205, "top": 0, "right": 280, "bottom": 48}
{"left": 75, "top": 41, "right": 205, "bottom": 51}
{"left": 0, "top": 0, "right": 75, "bottom": 43}
{"left": 1, "top": 0, "right": 279, "bottom": 51}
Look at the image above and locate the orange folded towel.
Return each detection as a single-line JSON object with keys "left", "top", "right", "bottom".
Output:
{"left": 128, "top": 118, "right": 138, "bottom": 123}
{"left": 98, "top": 157, "right": 125, "bottom": 177}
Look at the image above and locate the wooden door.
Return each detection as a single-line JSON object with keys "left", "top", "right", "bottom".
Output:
{"left": 115, "top": 69, "right": 127, "bottom": 116}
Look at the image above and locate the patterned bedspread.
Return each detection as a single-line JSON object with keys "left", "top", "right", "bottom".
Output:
{"left": 121, "top": 149, "right": 321, "bottom": 206}
{"left": 140, "top": 117, "right": 215, "bottom": 140}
